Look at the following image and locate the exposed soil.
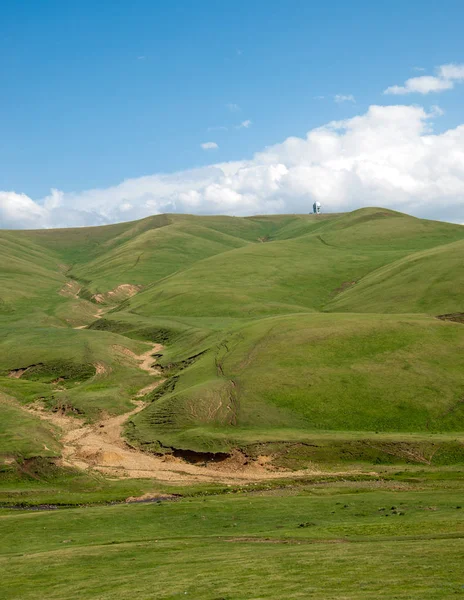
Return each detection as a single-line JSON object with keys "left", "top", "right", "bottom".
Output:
{"left": 91, "top": 284, "right": 141, "bottom": 305}
{"left": 9, "top": 343, "right": 378, "bottom": 484}
{"left": 15, "top": 344, "right": 314, "bottom": 483}
{"left": 91, "top": 293, "right": 106, "bottom": 304}
{"left": 73, "top": 306, "right": 106, "bottom": 330}
{"left": 225, "top": 537, "right": 349, "bottom": 545}
{"left": 25, "top": 397, "right": 312, "bottom": 483}
{"left": 437, "top": 312, "right": 464, "bottom": 324}
{"left": 94, "top": 361, "right": 111, "bottom": 376}
{"left": 106, "top": 283, "right": 141, "bottom": 300}
{"left": 8, "top": 364, "right": 43, "bottom": 379}
{"left": 113, "top": 343, "right": 164, "bottom": 375}
{"left": 9, "top": 367, "right": 29, "bottom": 379}
{"left": 59, "top": 281, "right": 81, "bottom": 299}
{"left": 124, "top": 492, "right": 178, "bottom": 503}
{"left": 135, "top": 380, "right": 166, "bottom": 397}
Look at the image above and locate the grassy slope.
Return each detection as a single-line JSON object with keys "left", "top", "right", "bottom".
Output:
{"left": 115, "top": 209, "right": 464, "bottom": 451}
{"left": 0, "top": 393, "right": 60, "bottom": 459}
{"left": 70, "top": 218, "right": 249, "bottom": 291}
{"left": 129, "top": 313, "right": 464, "bottom": 453}
{"left": 68, "top": 213, "right": 331, "bottom": 292}
{"left": 1, "top": 207, "right": 463, "bottom": 464}
{"left": 123, "top": 209, "right": 464, "bottom": 318}
{"left": 326, "top": 239, "right": 464, "bottom": 314}
{"left": 0, "top": 326, "right": 160, "bottom": 418}
{"left": 0, "top": 231, "right": 65, "bottom": 315}
{"left": 124, "top": 235, "right": 391, "bottom": 317}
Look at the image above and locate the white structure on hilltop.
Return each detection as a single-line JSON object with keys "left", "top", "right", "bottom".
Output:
{"left": 312, "top": 201, "right": 321, "bottom": 214}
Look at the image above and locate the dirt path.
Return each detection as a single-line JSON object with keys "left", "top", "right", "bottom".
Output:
{"left": 59, "top": 278, "right": 107, "bottom": 330}
{"left": 73, "top": 307, "right": 107, "bottom": 330}
{"left": 26, "top": 397, "right": 316, "bottom": 483}
{"left": 59, "top": 281, "right": 81, "bottom": 299}
{"left": 5, "top": 342, "right": 378, "bottom": 484}
{"left": 29, "top": 399, "right": 319, "bottom": 483}
{"left": 135, "top": 380, "right": 165, "bottom": 397}
{"left": 113, "top": 343, "right": 163, "bottom": 375}
{"left": 16, "top": 343, "right": 311, "bottom": 483}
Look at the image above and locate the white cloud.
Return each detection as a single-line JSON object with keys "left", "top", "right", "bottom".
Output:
{"left": 384, "top": 63, "right": 464, "bottom": 95}
{"left": 237, "top": 120, "right": 252, "bottom": 129}
{"left": 438, "top": 64, "right": 464, "bottom": 79}
{"left": 200, "top": 142, "right": 219, "bottom": 150}
{"left": 0, "top": 191, "right": 47, "bottom": 229}
{"left": 226, "top": 103, "right": 240, "bottom": 112}
{"left": 385, "top": 77, "right": 453, "bottom": 95}
{"left": 2, "top": 104, "right": 464, "bottom": 229}
{"left": 334, "top": 94, "right": 355, "bottom": 103}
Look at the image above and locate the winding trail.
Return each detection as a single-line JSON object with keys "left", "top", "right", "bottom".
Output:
{"left": 23, "top": 344, "right": 310, "bottom": 484}
{"left": 73, "top": 307, "right": 107, "bottom": 330}
{"left": 31, "top": 400, "right": 301, "bottom": 483}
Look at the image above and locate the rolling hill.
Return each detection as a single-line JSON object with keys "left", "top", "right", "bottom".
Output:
{"left": 1, "top": 207, "right": 463, "bottom": 476}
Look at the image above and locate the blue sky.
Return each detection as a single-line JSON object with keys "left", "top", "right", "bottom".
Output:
{"left": 1, "top": 0, "right": 464, "bottom": 227}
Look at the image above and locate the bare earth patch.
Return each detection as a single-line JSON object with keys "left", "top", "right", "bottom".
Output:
{"left": 124, "top": 492, "right": 178, "bottom": 503}
{"left": 113, "top": 343, "right": 164, "bottom": 375}
{"left": 11, "top": 343, "right": 376, "bottom": 484}
{"left": 13, "top": 396, "right": 376, "bottom": 484}
{"left": 73, "top": 306, "right": 106, "bottom": 329}
{"left": 26, "top": 397, "right": 315, "bottom": 483}
{"left": 94, "top": 361, "right": 111, "bottom": 376}
{"left": 8, "top": 364, "right": 42, "bottom": 379}
{"left": 436, "top": 312, "right": 464, "bottom": 324}
{"left": 90, "top": 284, "right": 142, "bottom": 306}
{"left": 107, "top": 283, "right": 141, "bottom": 300}
{"left": 15, "top": 344, "right": 308, "bottom": 483}
{"left": 91, "top": 293, "right": 105, "bottom": 304}
{"left": 136, "top": 380, "right": 166, "bottom": 397}
{"left": 59, "top": 281, "right": 81, "bottom": 299}
{"left": 8, "top": 368, "right": 29, "bottom": 379}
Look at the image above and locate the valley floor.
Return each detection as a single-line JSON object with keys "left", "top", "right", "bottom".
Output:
{"left": 1, "top": 473, "right": 463, "bottom": 599}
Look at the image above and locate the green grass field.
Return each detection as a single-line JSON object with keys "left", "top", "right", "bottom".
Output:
{"left": 2, "top": 474, "right": 464, "bottom": 599}
{"left": 0, "top": 207, "right": 463, "bottom": 598}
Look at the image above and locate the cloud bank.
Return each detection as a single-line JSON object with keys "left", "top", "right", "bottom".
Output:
{"left": 1, "top": 104, "right": 464, "bottom": 229}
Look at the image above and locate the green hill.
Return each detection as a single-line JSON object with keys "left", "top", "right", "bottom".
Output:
{"left": 326, "top": 239, "right": 464, "bottom": 314}
{"left": 1, "top": 207, "right": 463, "bottom": 473}
{"left": 129, "top": 312, "right": 464, "bottom": 451}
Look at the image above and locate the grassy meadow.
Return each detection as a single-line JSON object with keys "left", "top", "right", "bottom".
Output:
{"left": 2, "top": 474, "right": 464, "bottom": 599}
{"left": 0, "top": 207, "right": 463, "bottom": 598}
